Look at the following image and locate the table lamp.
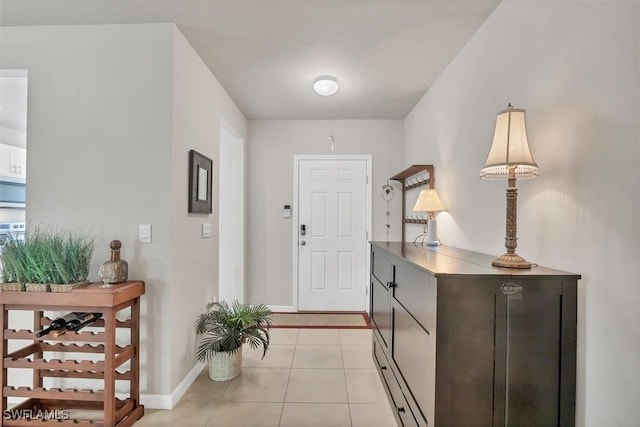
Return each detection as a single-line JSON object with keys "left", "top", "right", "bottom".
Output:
{"left": 480, "top": 103, "right": 539, "bottom": 268}
{"left": 412, "top": 188, "right": 444, "bottom": 246}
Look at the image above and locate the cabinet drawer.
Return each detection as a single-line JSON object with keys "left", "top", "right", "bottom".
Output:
{"left": 371, "top": 278, "right": 392, "bottom": 348}
{"left": 374, "top": 338, "right": 419, "bottom": 427}
{"left": 372, "top": 247, "right": 392, "bottom": 285}
{"left": 392, "top": 302, "right": 434, "bottom": 425}
{"left": 393, "top": 261, "right": 436, "bottom": 333}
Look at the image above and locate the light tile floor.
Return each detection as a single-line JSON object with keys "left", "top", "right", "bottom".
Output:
{"left": 137, "top": 328, "right": 397, "bottom": 427}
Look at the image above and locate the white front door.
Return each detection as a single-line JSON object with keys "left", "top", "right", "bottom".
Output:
{"left": 297, "top": 158, "right": 369, "bottom": 311}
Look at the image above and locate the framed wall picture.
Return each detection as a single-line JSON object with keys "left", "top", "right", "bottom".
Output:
{"left": 188, "top": 150, "right": 213, "bottom": 214}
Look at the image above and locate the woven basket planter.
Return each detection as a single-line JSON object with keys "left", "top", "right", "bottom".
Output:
{"left": 0, "top": 283, "right": 25, "bottom": 292}
{"left": 50, "top": 281, "right": 90, "bottom": 293}
{"left": 208, "top": 348, "right": 243, "bottom": 381}
{"left": 25, "top": 283, "right": 50, "bottom": 292}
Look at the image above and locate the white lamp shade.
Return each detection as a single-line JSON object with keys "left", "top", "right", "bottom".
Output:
{"left": 313, "top": 76, "right": 339, "bottom": 96}
{"left": 412, "top": 189, "right": 444, "bottom": 213}
{"left": 480, "top": 105, "right": 539, "bottom": 180}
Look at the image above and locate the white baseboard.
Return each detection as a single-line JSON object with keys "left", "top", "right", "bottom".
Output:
{"left": 139, "top": 393, "right": 172, "bottom": 410}
{"left": 268, "top": 305, "right": 295, "bottom": 312}
{"left": 139, "top": 362, "right": 206, "bottom": 410}
{"left": 168, "top": 362, "right": 206, "bottom": 408}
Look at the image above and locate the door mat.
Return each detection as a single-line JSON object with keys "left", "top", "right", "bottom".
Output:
{"left": 270, "top": 312, "right": 370, "bottom": 329}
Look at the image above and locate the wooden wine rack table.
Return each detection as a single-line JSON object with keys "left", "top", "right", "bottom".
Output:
{"left": 0, "top": 281, "right": 145, "bottom": 427}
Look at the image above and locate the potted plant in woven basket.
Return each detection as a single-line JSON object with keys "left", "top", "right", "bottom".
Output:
{"left": 47, "top": 230, "right": 94, "bottom": 292}
{"left": 195, "top": 300, "right": 272, "bottom": 381}
{"left": 0, "top": 226, "right": 94, "bottom": 292}
{"left": 0, "top": 238, "right": 27, "bottom": 291}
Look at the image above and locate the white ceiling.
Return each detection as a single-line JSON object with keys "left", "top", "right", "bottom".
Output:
{"left": 0, "top": 0, "right": 500, "bottom": 120}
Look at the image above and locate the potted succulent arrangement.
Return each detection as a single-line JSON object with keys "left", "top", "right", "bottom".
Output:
{"left": 0, "top": 226, "right": 94, "bottom": 292}
{"left": 194, "top": 300, "right": 272, "bottom": 381}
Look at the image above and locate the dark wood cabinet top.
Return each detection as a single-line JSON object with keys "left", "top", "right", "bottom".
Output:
{"left": 371, "top": 242, "right": 580, "bottom": 279}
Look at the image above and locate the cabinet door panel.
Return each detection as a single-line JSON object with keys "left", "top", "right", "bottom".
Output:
{"left": 372, "top": 248, "right": 392, "bottom": 285}
{"left": 371, "top": 277, "right": 391, "bottom": 348}
{"left": 504, "top": 279, "right": 563, "bottom": 427}
{"left": 435, "top": 278, "right": 499, "bottom": 427}
{"left": 392, "top": 302, "right": 433, "bottom": 425}
{"left": 393, "top": 261, "right": 436, "bottom": 333}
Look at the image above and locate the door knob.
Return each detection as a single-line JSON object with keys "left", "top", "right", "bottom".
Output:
{"left": 300, "top": 241, "right": 306, "bottom": 246}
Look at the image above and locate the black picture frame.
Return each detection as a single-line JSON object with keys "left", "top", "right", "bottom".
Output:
{"left": 188, "top": 150, "right": 213, "bottom": 214}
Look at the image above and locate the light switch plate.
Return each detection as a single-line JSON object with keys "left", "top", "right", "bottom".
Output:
{"left": 139, "top": 224, "right": 152, "bottom": 243}
{"left": 202, "top": 222, "right": 212, "bottom": 238}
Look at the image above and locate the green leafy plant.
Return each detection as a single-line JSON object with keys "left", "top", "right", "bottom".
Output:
{"left": 21, "top": 227, "right": 53, "bottom": 283}
{"left": 0, "top": 226, "right": 94, "bottom": 285}
{"left": 0, "top": 238, "right": 27, "bottom": 283}
{"left": 194, "top": 300, "right": 272, "bottom": 362}
{"left": 48, "top": 231, "right": 94, "bottom": 284}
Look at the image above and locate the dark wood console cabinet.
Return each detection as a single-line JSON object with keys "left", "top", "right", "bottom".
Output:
{"left": 370, "top": 242, "right": 579, "bottom": 427}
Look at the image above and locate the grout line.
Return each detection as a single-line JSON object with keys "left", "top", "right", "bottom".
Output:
{"left": 278, "top": 332, "right": 297, "bottom": 425}
{"left": 178, "top": 328, "right": 384, "bottom": 426}
{"left": 340, "top": 339, "right": 355, "bottom": 426}
{"left": 277, "top": 400, "right": 286, "bottom": 427}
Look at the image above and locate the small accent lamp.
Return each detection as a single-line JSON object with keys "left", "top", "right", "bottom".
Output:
{"left": 480, "top": 104, "right": 539, "bottom": 268}
{"left": 412, "top": 189, "right": 444, "bottom": 246}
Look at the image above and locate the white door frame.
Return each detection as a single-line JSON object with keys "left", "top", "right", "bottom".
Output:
{"left": 292, "top": 154, "right": 372, "bottom": 312}
{"left": 218, "top": 119, "right": 245, "bottom": 303}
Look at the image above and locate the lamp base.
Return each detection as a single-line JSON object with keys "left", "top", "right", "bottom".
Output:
{"left": 425, "top": 219, "right": 440, "bottom": 246}
{"left": 491, "top": 252, "right": 534, "bottom": 269}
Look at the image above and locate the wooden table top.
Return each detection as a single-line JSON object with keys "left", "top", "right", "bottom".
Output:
{"left": 0, "top": 281, "right": 145, "bottom": 309}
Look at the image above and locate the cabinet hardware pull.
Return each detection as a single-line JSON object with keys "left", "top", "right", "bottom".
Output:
{"left": 501, "top": 282, "right": 522, "bottom": 295}
{"left": 387, "top": 282, "right": 397, "bottom": 288}
{"left": 397, "top": 407, "right": 406, "bottom": 413}
{"left": 380, "top": 365, "right": 387, "bottom": 370}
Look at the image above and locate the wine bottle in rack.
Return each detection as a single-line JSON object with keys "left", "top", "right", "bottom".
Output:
{"left": 50, "top": 313, "right": 103, "bottom": 338}
{"left": 35, "top": 312, "right": 79, "bottom": 337}
{"left": 67, "top": 312, "right": 102, "bottom": 331}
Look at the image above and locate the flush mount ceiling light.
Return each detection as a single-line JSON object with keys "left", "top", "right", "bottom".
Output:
{"left": 313, "top": 76, "right": 339, "bottom": 96}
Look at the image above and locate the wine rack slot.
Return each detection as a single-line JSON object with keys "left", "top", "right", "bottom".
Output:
{"left": 41, "top": 318, "right": 132, "bottom": 329}
{"left": 40, "top": 343, "right": 112, "bottom": 354}
{"left": 3, "top": 386, "right": 105, "bottom": 402}
{"left": 5, "top": 396, "right": 132, "bottom": 427}
{"left": 4, "top": 358, "right": 106, "bottom": 372}
{"left": 6, "top": 343, "right": 40, "bottom": 360}
{"left": 5, "top": 329, "right": 105, "bottom": 343}
{"left": 0, "top": 281, "right": 145, "bottom": 427}
{"left": 40, "top": 370, "right": 132, "bottom": 381}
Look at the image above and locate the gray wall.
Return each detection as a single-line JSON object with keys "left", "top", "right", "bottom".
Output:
{"left": 246, "top": 120, "right": 404, "bottom": 307}
{"left": 169, "top": 29, "right": 247, "bottom": 392}
{"left": 403, "top": 1, "right": 640, "bottom": 424}
{"left": 0, "top": 23, "right": 248, "bottom": 400}
{"left": 1, "top": 23, "right": 175, "bottom": 395}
